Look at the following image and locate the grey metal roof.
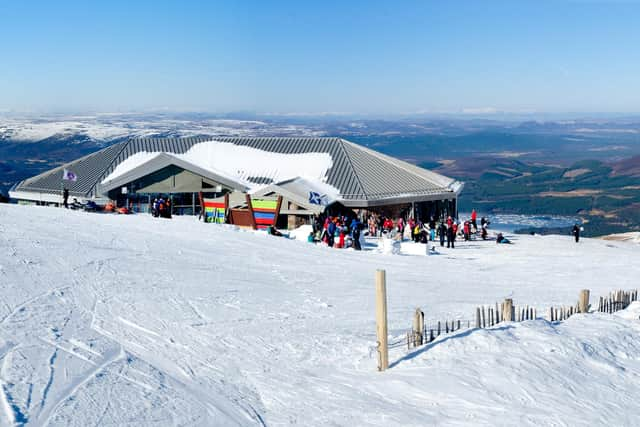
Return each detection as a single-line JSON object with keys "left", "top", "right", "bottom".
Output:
{"left": 13, "top": 137, "right": 462, "bottom": 204}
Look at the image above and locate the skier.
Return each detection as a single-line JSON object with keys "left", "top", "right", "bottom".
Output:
{"left": 572, "top": 224, "right": 580, "bottom": 243}
{"left": 471, "top": 209, "right": 478, "bottom": 231}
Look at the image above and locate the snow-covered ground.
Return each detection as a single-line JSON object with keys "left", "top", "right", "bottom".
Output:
{"left": 1, "top": 204, "right": 640, "bottom": 426}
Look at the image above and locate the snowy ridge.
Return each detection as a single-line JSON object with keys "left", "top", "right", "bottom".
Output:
{"left": 0, "top": 115, "right": 324, "bottom": 143}
{"left": 1, "top": 204, "right": 640, "bottom": 425}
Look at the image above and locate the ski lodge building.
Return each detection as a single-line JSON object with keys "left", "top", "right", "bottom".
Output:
{"left": 9, "top": 137, "right": 463, "bottom": 228}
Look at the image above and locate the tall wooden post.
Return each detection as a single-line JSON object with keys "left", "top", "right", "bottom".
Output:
{"left": 375, "top": 270, "right": 389, "bottom": 371}
{"left": 503, "top": 298, "right": 514, "bottom": 322}
{"left": 579, "top": 289, "right": 590, "bottom": 313}
{"left": 413, "top": 308, "right": 424, "bottom": 346}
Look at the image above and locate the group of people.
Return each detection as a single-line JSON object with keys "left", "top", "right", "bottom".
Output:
{"left": 308, "top": 215, "right": 363, "bottom": 250}
{"left": 361, "top": 209, "right": 491, "bottom": 249}
{"left": 151, "top": 197, "right": 172, "bottom": 218}
{"left": 306, "top": 209, "right": 492, "bottom": 251}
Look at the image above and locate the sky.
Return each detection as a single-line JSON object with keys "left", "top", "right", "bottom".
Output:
{"left": 1, "top": 0, "right": 639, "bottom": 115}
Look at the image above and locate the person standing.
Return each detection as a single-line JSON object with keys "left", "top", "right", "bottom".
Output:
{"left": 62, "top": 188, "right": 69, "bottom": 209}
{"left": 572, "top": 224, "right": 580, "bottom": 243}
{"left": 471, "top": 209, "right": 478, "bottom": 232}
{"left": 397, "top": 217, "right": 405, "bottom": 237}
{"left": 327, "top": 219, "right": 336, "bottom": 247}
{"left": 446, "top": 224, "right": 455, "bottom": 248}
{"left": 351, "top": 217, "right": 362, "bottom": 250}
{"left": 439, "top": 222, "right": 446, "bottom": 247}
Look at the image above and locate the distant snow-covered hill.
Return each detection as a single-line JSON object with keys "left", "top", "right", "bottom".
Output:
{"left": 0, "top": 113, "right": 329, "bottom": 142}
{"left": 0, "top": 113, "right": 325, "bottom": 195}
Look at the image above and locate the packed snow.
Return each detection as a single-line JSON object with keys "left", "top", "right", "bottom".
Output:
{"left": 102, "top": 141, "right": 334, "bottom": 191}
{"left": 1, "top": 204, "right": 640, "bottom": 426}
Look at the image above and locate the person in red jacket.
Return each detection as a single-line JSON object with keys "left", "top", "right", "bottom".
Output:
{"left": 383, "top": 217, "right": 394, "bottom": 233}
{"left": 471, "top": 209, "right": 478, "bottom": 232}
{"left": 463, "top": 221, "right": 470, "bottom": 241}
{"left": 338, "top": 228, "right": 346, "bottom": 248}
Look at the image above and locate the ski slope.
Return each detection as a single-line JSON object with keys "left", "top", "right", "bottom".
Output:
{"left": 1, "top": 204, "right": 640, "bottom": 426}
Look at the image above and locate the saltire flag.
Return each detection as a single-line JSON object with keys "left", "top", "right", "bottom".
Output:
{"left": 308, "top": 191, "right": 328, "bottom": 206}
{"left": 62, "top": 168, "right": 78, "bottom": 182}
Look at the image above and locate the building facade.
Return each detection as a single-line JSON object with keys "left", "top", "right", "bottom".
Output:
{"left": 10, "top": 137, "right": 463, "bottom": 225}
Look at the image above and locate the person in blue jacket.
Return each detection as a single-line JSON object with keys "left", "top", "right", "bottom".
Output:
{"left": 350, "top": 217, "right": 362, "bottom": 250}
{"left": 327, "top": 219, "right": 336, "bottom": 247}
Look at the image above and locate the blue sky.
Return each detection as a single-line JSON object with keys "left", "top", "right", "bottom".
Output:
{"left": 1, "top": 0, "right": 639, "bottom": 114}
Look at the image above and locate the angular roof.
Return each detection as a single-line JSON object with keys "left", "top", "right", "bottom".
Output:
{"left": 11, "top": 137, "right": 462, "bottom": 206}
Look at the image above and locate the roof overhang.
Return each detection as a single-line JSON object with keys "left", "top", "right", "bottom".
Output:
{"left": 97, "top": 153, "right": 250, "bottom": 196}
{"left": 251, "top": 181, "right": 327, "bottom": 214}
{"left": 9, "top": 189, "right": 63, "bottom": 204}
{"left": 340, "top": 189, "right": 461, "bottom": 208}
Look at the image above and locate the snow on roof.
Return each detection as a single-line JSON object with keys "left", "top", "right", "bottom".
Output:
{"left": 102, "top": 140, "right": 334, "bottom": 191}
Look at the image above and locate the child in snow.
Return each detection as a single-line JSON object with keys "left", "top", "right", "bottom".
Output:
{"left": 496, "top": 233, "right": 511, "bottom": 244}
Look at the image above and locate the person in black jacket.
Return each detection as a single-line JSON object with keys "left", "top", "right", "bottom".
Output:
{"left": 62, "top": 188, "right": 69, "bottom": 209}
{"left": 572, "top": 224, "right": 580, "bottom": 243}
{"left": 446, "top": 224, "right": 455, "bottom": 248}
{"left": 438, "top": 222, "right": 446, "bottom": 247}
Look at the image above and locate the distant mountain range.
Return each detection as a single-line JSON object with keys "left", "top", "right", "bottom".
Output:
{"left": 2, "top": 113, "right": 640, "bottom": 235}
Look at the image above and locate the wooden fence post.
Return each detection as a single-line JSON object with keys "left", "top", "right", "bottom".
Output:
{"left": 579, "top": 289, "right": 590, "bottom": 313}
{"left": 413, "top": 308, "right": 424, "bottom": 346}
{"left": 375, "top": 270, "right": 388, "bottom": 371}
{"left": 503, "top": 298, "right": 514, "bottom": 322}
{"left": 476, "top": 307, "right": 481, "bottom": 328}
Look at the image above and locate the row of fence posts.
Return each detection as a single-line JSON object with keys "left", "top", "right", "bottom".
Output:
{"left": 597, "top": 289, "right": 638, "bottom": 313}
{"left": 375, "top": 269, "right": 639, "bottom": 372}
{"left": 408, "top": 310, "right": 469, "bottom": 349}
{"left": 473, "top": 298, "right": 539, "bottom": 328}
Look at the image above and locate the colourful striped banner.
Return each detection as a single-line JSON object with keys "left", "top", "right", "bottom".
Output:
{"left": 250, "top": 198, "right": 278, "bottom": 228}
{"left": 204, "top": 200, "right": 226, "bottom": 224}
